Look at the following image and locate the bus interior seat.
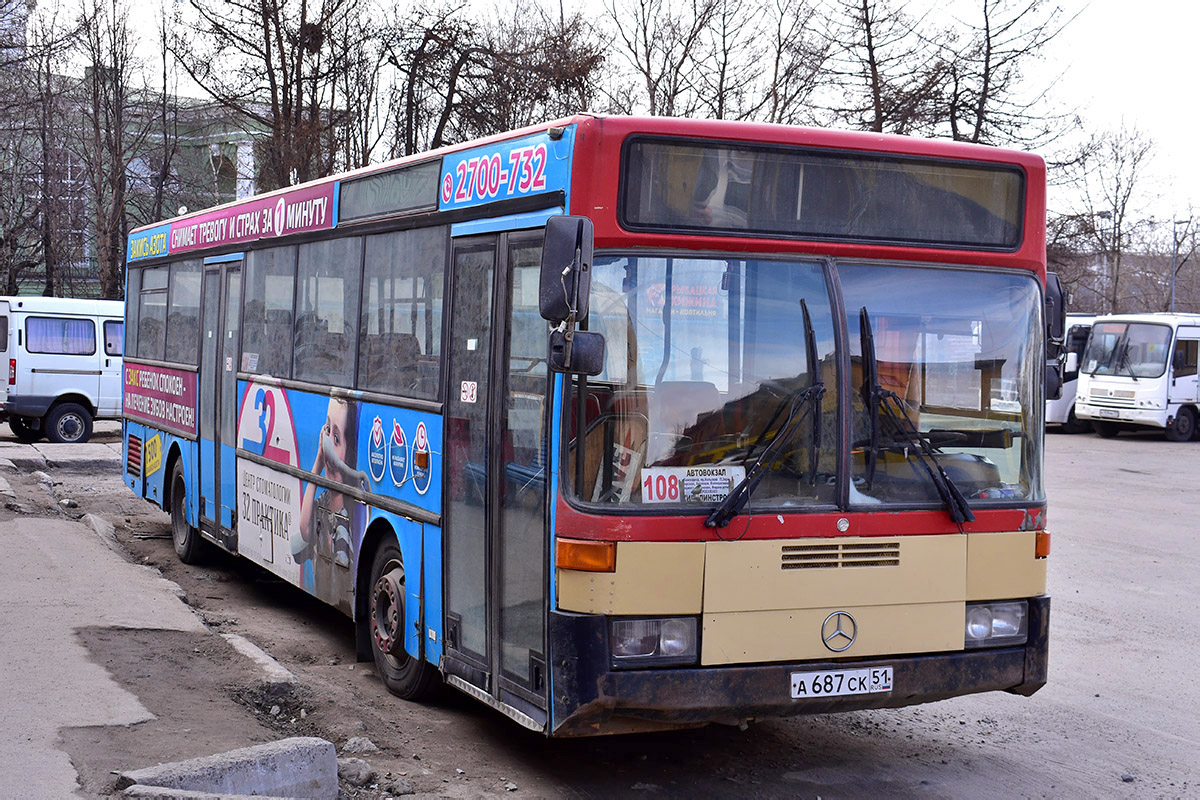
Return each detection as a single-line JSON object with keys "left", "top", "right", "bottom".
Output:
{"left": 647, "top": 380, "right": 719, "bottom": 464}
{"left": 364, "top": 332, "right": 420, "bottom": 393}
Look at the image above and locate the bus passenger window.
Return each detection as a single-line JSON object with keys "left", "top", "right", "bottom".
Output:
{"left": 358, "top": 227, "right": 446, "bottom": 400}
{"left": 294, "top": 238, "right": 361, "bottom": 388}
{"left": 243, "top": 246, "right": 297, "bottom": 377}
{"left": 164, "top": 259, "right": 202, "bottom": 365}
{"left": 136, "top": 266, "right": 169, "bottom": 361}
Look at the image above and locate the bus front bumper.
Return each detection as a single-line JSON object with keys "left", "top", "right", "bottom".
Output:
{"left": 548, "top": 595, "right": 1049, "bottom": 737}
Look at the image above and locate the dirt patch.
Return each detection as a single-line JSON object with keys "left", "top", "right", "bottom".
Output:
{"left": 62, "top": 628, "right": 279, "bottom": 797}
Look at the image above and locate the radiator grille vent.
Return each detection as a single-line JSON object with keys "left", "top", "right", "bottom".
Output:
{"left": 126, "top": 435, "right": 142, "bottom": 477}
{"left": 781, "top": 541, "right": 900, "bottom": 570}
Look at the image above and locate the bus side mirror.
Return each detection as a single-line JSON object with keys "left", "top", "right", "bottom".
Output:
{"left": 1045, "top": 272, "right": 1066, "bottom": 358}
{"left": 550, "top": 329, "right": 605, "bottom": 376}
{"left": 1064, "top": 351, "right": 1078, "bottom": 374}
{"left": 539, "top": 215, "right": 594, "bottom": 323}
{"left": 1044, "top": 272, "right": 1067, "bottom": 400}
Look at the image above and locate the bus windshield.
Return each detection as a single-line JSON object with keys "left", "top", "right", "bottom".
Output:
{"left": 1082, "top": 322, "right": 1172, "bottom": 379}
{"left": 569, "top": 258, "right": 1042, "bottom": 510}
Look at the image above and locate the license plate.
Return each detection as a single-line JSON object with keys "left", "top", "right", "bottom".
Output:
{"left": 790, "top": 667, "right": 893, "bottom": 699}
{"left": 1097, "top": 408, "right": 1119, "bottom": 419}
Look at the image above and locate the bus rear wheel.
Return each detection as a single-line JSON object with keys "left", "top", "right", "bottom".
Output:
{"left": 170, "top": 460, "right": 209, "bottom": 564}
{"left": 8, "top": 415, "right": 43, "bottom": 442}
{"left": 368, "top": 539, "right": 440, "bottom": 701}
{"left": 1166, "top": 407, "right": 1197, "bottom": 442}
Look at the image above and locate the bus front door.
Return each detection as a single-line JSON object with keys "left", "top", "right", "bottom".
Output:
{"left": 444, "top": 232, "right": 549, "bottom": 728}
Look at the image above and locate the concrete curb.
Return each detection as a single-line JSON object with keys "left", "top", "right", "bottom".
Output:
{"left": 123, "top": 786, "right": 293, "bottom": 799}
{"left": 221, "top": 634, "right": 297, "bottom": 686}
{"left": 34, "top": 443, "right": 121, "bottom": 473}
{"left": 116, "top": 737, "right": 337, "bottom": 799}
{"left": 81, "top": 512, "right": 116, "bottom": 542}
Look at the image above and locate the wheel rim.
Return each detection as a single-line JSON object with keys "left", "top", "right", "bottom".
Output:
{"left": 371, "top": 560, "right": 407, "bottom": 664}
{"left": 171, "top": 475, "right": 188, "bottom": 548}
{"left": 56, "top": 412, "right": 83, "bottom": 441}
{"left": 1180, "top": 412, "right": 1194, "bottom": 438}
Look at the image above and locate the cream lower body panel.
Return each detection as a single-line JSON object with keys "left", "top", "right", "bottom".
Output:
{"left": 702, "top": 602, "right": 964, "bottom": 666}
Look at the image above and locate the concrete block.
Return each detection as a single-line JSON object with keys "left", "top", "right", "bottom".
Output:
{"left": 117, "top": 737, "right": 337, "bottom": 799}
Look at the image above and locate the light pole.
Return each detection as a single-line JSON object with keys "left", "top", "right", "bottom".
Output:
{"left": 1171, "top": 219, "right": 1189, "bottom": 313}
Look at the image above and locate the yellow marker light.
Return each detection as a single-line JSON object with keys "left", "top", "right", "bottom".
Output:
{"left": 556, "top": 538, "right": 616, "bottom": 573}
{"left": 1035, "top": 531, "right": 1051, "bottom": 559}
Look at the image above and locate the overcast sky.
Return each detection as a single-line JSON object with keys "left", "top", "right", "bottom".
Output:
{"left": 1047, "top": 0, "right": 1198, "bottom": 221}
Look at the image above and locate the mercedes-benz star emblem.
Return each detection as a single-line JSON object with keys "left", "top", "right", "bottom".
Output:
{"left": 822, "top": 611, "right": 857, "bottom": 652}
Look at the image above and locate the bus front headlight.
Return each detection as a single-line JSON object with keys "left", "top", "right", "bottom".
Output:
{"left": 610, "top": 617, "right": 698, "bottom": 666}
{"left": 963, "top": 601, "right": 1028, "bottom": 648}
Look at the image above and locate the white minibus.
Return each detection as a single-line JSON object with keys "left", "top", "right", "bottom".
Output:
{"left": 0, "top": 296, "right": 124, "bottom": 443}
{"left": 1074, "top": 312, "right": 1200, "bottom": 441}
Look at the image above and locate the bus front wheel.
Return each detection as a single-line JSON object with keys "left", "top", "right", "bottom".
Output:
{"left": 170, "top": 460, "right": 209, "bottom": 564}
{"left": 368, "top": 539, "right": 441, "bottom": 701}
{"left": 1167, "top": 407, "right": 1197, "bottom": 442}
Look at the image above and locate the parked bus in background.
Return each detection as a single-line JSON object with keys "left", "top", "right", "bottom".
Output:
{"left": 1045, "top": 313, "right": 1096, "bottom": 433}
{"left": 0, "top": 296, "right": 123, "bottom": 443}
{"left": 1075, "top": 312, "right": 1200, "bottom": 440}
{"left": 121, "top": 115, "right": 1060, "bottom": 736}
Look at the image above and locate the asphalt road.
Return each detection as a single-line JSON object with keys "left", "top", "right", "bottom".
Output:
{"left": 0, "top": 423, "right": 1196, "bottom": 798}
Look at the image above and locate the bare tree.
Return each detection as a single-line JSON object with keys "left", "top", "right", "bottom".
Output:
{"left": 606, "top": 0, "right": 718, "bottom": 117}
{"left": 1063, "top": 125, "right": 1156, "bottom": 314}
{"left": 939, "top": 0, "right": 1074, "bottom": 146}
{"left": 75, "top": 0, "right": 152, "bottom": 299}
{"left": 823, "top": 0, "right": 947, "bottom": 134}
{"left": 175, "top": 0, "right": 360, "bottom": 190}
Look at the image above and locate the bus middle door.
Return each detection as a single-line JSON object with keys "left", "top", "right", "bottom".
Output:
{"left": 198, "top": 256, "right": 242, "bottom": 547}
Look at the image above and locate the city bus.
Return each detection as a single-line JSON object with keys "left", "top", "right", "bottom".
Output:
{"left": 1074, "top": 312, "right": 1200, "bottom": 440}
{"left": 1045, "top": 313, "right": 1096, "bottom": 433}
{"left": 122, "top": 115, "right": 1057, "bottom": 736}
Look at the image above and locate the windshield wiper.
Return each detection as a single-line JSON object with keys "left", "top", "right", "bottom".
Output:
{"left": 706, "top": 301, "right": 824, "bottom": 529}
{"left": 859, "top": 307, "right": 975, "bottom": 526}
{"left": 1115, "top": 340, "right": 1139, "bottom": 381}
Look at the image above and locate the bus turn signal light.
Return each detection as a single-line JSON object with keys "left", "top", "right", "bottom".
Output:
{"left": 556, "top": 538, "right": 616, "bottom": 572}
{"left": 1035, "top": 531, "right": 1050, "bottom": 559}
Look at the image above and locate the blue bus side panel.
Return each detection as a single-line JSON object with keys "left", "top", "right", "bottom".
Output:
{"left": 199, "top": 437, "right": 216, "bottom": 520}
{"left": 422, "top": 524, "right": 444, "bottom": 666}
{"left": 232, "top": 379, "right": 443, "bottom": 620}
{"left": 124, "top": 421, "right": 201, "bottom": 527}
{"left": 219, "top": 440, "right": 236, "bottom": 529}
{"left": 123, "top": 421, "right": 146, "bottom": 499}
{"left": 364, "top": 509, "right": 428, "bottom": 662}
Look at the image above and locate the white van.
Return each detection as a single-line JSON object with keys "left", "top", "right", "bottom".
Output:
{"left": 0, "top": 296, "right": 124, "bottom": 443}
{"left": 1075, "top": 312, "right": 1200, "bottom": 441}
